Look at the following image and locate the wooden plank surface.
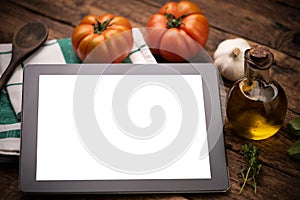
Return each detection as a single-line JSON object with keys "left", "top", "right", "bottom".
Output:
{"left": 195, "top": 0, "right": 300, "bottom": 58}
{"left": 0, "top": 0, "right": 299, "bottom": 199}
{"left": 0, "top": 0, "right": 74, "bottom": 42}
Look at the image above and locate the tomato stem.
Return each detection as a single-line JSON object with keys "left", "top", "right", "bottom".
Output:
{"left": 93, "top": 18, "right": 113, "bottom": 34}
{"left": 165, "top": 13, "right": 188, "bottom": 29}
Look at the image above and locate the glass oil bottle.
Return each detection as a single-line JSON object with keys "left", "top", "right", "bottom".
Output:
{"left": 226, "top": 45, "right": 287, "bottom": 140}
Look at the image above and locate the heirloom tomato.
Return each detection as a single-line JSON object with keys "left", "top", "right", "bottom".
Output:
{"left": 146, "top": 1, "right": 209, "bottom": 62}
{"left": 72, "top": 14, "right": 133, "bottom": 63}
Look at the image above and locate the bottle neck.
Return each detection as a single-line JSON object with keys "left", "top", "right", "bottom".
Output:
{"left": 244, "top": 48, "right": 273, "bottom": 84}
{"left": 240, "top": 46, "right": 277, "bottom": 102}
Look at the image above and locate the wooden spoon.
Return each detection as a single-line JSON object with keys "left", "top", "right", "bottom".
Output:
{"left": 0, "top": 22, "right": 48, "bottom": 90}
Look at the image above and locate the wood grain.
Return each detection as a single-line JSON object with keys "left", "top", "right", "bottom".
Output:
{"left": 0, "top": 0, "right": 74, "bottom": 42}
{"left": 3, "top": 0, "right": 299, "bottom": 112}
{"left": 206, "top": 28, "right": 300, "bottom": 114}
{"left": 185, "top": 150, "right": 300, "bottom": 200}
{"left": 1, "top": 150, "right": 299, "bottom": 200}
{"left": 194, "top": 0, "right": 300, "bottom": 59}
{"left": 0, "top": 0, "right": 299, "bottom": 199}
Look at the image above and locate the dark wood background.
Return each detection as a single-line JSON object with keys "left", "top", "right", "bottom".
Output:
{"left": 0, "top": 0, "right": 299, "bottom": 199}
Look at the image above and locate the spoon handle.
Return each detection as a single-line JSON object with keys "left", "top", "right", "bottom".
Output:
{"left": 0, "top": 55, "right": 22, "bottom": 90}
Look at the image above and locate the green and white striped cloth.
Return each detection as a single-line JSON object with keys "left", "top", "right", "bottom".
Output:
{"left": 0, "top": 28, "right": 157, "bottom": 155}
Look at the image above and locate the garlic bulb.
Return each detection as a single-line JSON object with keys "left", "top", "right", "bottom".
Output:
{"left": 214, "top": 38, "right": 250, "bottom": 81}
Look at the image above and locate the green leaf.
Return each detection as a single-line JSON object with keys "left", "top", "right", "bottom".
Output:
{"left": 288, "top": 116, "right": 300, "bottom": 136}
{"left": 288, "top": 140, "right": 300, "bottom": 160}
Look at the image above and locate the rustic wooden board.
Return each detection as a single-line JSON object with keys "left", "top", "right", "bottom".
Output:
{"left": 185, "top": 150, "right": 300, "bottom": 200}
{"left": 1, "top": 150, "right": 299, "bottom": 199}
{"left": 206, "top": 28, "right": 300, "bottom": 114}
{"left": 0, "top": 0, "right": 74, "bottom": 42}
{"left": 194, "top": 0, "right": 300, "bottom": 59}
{"left": 219, "top": 88, "right": 300, "bottom": 180}
{"left": 4, "top": 0, "right": 300, "bottom": 59}
{"left": 3, "top": 0, "right": 299, "bottom": 113}
{"left": 0, "top": 0, "right": 299, "bottom": 199}
{"left": 270, "top": 0, "right": 300, "bottom": 10}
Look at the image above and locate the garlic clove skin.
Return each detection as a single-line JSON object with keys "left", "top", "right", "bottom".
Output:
{"left": 213, "top": 38, "right": 250, "bottom": 81}
{"left": 215, "top": 52, "right": 244, "bottom": 81}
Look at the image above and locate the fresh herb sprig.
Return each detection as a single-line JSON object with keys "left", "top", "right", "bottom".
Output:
{"left": 239, "top": 143, "right": 262, "bottom": 194}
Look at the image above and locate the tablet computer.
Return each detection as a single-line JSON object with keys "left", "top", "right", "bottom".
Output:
{"left": 20, "top": 63, "right": 229, "bottom": 194}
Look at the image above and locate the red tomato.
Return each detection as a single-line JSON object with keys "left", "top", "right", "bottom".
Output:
{"left": 72, "top": 14, "right": 133, "bottom": 63}
{"left": 146, "top": 1, "right": 209, "bottom": 62}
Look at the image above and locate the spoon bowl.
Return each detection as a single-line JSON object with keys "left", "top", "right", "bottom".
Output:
{"left": 0, "top": 22, "right": 48, "bottom": 90}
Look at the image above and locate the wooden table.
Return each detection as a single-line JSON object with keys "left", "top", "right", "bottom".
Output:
{"left": 0, "top": 0, "right": 299, "bottom": 199}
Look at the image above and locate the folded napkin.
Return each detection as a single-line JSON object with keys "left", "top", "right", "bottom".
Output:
{"left": 0, "top": 28, "right": 157, "bottom": 155}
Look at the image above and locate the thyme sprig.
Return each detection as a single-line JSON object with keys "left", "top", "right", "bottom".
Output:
{"left": 239, "top": 143, "right": 262, "bottom": 194}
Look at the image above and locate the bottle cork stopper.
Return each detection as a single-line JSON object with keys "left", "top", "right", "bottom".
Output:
{"left": 249, "top": 45, "right": 271, "bottom": 61}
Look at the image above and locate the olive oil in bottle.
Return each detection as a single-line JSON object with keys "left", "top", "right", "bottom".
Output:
{"left": 226, "top": 45, "right": 287, "bottom": 140}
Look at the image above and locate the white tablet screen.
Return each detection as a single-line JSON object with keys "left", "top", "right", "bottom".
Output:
{"left": 36, "top": 75, "right": 211, "bottom": 181}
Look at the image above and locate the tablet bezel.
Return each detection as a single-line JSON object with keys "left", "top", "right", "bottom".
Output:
{"left": 20, "top": 63, "right": 229, "bottom": 193}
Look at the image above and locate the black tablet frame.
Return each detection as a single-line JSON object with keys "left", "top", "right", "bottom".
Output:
{"left": 20, "top": 63, "right": 229, "bottom": 194}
